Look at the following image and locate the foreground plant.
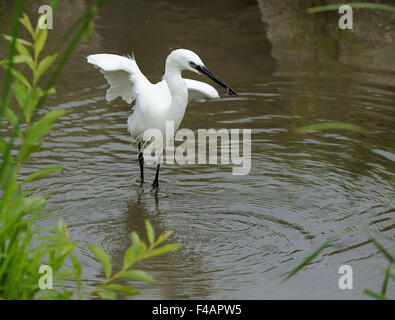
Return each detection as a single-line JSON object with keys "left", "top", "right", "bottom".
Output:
{"left": 37, "top": 220, "right": 179, "bottom": 300}
{"left": 0, "top": 2, "right": 178, "bottom": 300}
{"left": 283, "top": 229, "right": 394, "bottom": 300}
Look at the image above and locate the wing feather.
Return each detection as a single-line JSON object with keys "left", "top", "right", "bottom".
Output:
{"left": 87, "top": 53, "right": 150, "bottom": 104}
{"left": 184, "top": 79, "right": 219, "bottom": 102}
{"left": 154, "top": 78, "right": 219, "bottom": 104}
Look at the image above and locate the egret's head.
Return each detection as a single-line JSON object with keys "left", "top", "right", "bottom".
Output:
{"left": 166, "top": 49, "right": 237, "bottom": 95}
{"left": 167, "top": 49, "right": 204, "bottom": 74}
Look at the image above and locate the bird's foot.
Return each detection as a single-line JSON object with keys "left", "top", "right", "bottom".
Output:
{"left": 152, "top": 180, "right": 159, "bottom": 190}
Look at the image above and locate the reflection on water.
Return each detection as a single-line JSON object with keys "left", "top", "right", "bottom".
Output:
{"left": 0, "top": 0, "right": 394, "bottom": 299}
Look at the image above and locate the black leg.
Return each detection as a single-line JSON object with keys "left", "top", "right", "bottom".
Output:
{"left": 153, "top": 164, "right": 160, "bottom": 189}
{"left": 138, "top": 142, "right": 144, "bottom": 183}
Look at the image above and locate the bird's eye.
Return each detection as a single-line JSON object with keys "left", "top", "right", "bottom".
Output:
{"left": 189, "top": 61, "right": 197, "bottom": 68}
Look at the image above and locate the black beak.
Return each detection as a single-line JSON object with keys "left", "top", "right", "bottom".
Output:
{"left": 195, "top": 65, "right": 237, "bottom": 96}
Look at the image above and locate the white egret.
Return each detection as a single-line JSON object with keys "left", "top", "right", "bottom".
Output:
{"left": 87, "top": 49, "right": 237, "bottom": 189}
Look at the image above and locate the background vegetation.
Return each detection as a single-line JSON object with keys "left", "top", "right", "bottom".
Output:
{"left": 0, "top": 0, "right": 178, "bottom": 300}
{"left": 283, "top": 2, "right": 395, "bottom": 301}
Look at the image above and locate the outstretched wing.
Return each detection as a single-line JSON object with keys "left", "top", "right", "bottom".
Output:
{"left": 87, "top": 53, "right": 150, "bottom": 104}
{"left": 184, "top": 79, "right": 219, "bottom": 102}
{"left": 154, "top": 78, "right": 219, "bottom": 104}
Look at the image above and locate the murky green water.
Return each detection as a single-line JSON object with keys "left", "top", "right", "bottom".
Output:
{"left": 1, "top": 0, "right": 394, "bottom": 299}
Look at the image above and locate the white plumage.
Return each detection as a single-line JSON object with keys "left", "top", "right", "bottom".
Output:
{"left": 87, "top": 49, "right": 236, "bottom": 188}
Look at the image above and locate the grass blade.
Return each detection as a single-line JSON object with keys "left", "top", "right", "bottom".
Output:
{"left": 283, "top": 234, "right": 339, "bottom": 282}
{"left": 364, "top": 289, "right": 388, "bottom": 300}
{"left": 0, "top": 0, "right": 24, "bottom": 128}
{"left": 32, "top": 0, "right": 109, "bottom": 120}
{"left": 381, "top": 263, "right": 391, "bottom": 296}
{"left": 370, "top": 238, "right": 394, "bottom": 265}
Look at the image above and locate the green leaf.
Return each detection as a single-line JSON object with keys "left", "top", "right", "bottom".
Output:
{"left": 20, "top": 13, "right": 35, "bottom": 36}
{"left": 145, "top": 220, "right": 154, "bottom": 248}
{"left": 34, "top": 16, "right": 48, "bottom": 60}
{"left": 119, "top": 269, "right": 156, "bottom": 284}
{"left": 144, "top": 244, "right": 180, "bottom": 259}
{"left": 123, "top": 232, "right": 145, "bottom": 268}
{"left": 5, "top": 108, "right": 18, "bottom": 127}
{"left": 364, "top": 289, "right": 388, "bottom": 300}
{"left": 381, "top": 263, "right": 391, "bottom": 296}
{"left": 55, "top": 269, "right": 75, "bottom": 278}
{"left": 0, "top": 153, "right": 16, "bottom": 190}
{"left": 57, "top": 218, "right": 69, "bottom": 238}
{"left": 283, "top": 234, "right": 339, "bottom": 282}
{"left": 35, "top": 54, "right": 57, "bottom": 85}
{"left": 15, "top": 42, "right": 32, "bottom": 62}
{"left": 97, "top": 290, "right": 117, "bottom": 300}
{"left": 8, "top": 67, "right": 31, "bottom": 88}
{"left": 18, "top": 140, "right": 42, "bottom": 164}
{"left": 131, "top": 232, "right": 141, "bottom": 254}
{"left": 13, "top": 81, "right": 28, "bottom": 112}
{"left": 45, "top": 87, "right": 56, "bottom": 95}
{"left": 0, "top": 0, "right": 24, "bottom": 129}
{"left": 23, "top": 166, "right": 63, "bottom": 184}
{"left": 3, "top": 36, "right": 34, "bottom": 70}
{"left": 103, "top": 284, "right": 139, "bottom": 296}
{"left": 70, "top": 255, "right": 82, "bottom": 292}
{"left": 88, "top": 244, "right": 112, "bottom": 279}
{"left": 123, "top": 246, "right": 135, "bottom": 268}
{"left": 70, "top": 255, "right": 82, "bottom": 278}
{"left": 13, "top": 54, "right": 35, "bottom": 70}
{"left": 18, "top": 138, "right": 42, "bottom": 164}
{"left": 370, "top": 238, "right": 394, "bottom": 264}
{"left": 3, "top": 34, "right": 32, "bottom": 47}
{"left": 155, "top": 230, "right": 174, "bottom": 246}
{"left": 25, "top": 88, "right": 43, "bottom": 120}
{"left": 18, "top": 196, "right": 46, "bottom": 216}
{"left": 50, "top": 243, "right": 76, "bottom": 272}
{"left": 28, "top": 109, "right": 68, "bottom": 143}
{"left": 35, "top": 14, "right": 48, "bottom": 35}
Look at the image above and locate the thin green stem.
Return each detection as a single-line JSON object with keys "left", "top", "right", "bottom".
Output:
{"left": 32, "top": 0, "right": 109, "bottom": 121}
{"left": 0, "top": 0, "right": 24, "bottom": 128}
{"left": 80, "top": 251, "right": 151, "bottom": 299}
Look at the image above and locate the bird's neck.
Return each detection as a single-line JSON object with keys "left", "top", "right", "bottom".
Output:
{"left": 164, "top": 65, "right": 186, "bottom": 95}
{"left": 163, "top": 67, "right": 188, "bottom": 125}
